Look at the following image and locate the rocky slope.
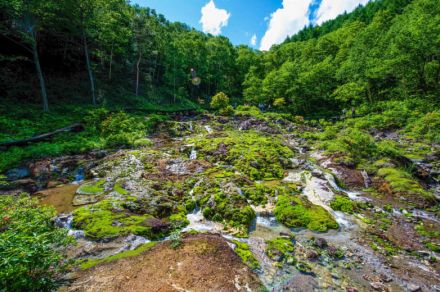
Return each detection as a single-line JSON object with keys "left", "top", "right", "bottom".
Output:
{"left": 2, "top": 111, "right": 439, "bottom": 291}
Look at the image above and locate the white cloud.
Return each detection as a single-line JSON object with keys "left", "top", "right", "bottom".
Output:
{"left": 260, "top": 0, "right": 312, "bottom": 51}
{"left": 250, "top": 34, "right": 257, "bottom": 46}
{"left": 200, "top": 0, "right": 231, "bottom": 36}
{"left": 315, "top": 0, "right": 370, "bottom": 25}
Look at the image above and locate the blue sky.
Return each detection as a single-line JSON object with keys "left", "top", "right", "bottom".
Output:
{"left": 132, "top": 0, "right": 370, "bottom": 50}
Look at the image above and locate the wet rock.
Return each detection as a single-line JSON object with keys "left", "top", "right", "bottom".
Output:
{"left": 72, "top": 194, "right": 100, "bottom": 206}
{"left": 407, "top": 284, "right": 421, "bottom": 292}
{"left": 314, "top": 237, "right": 328, "bottom": 249}
{"left": 331, "top": 165, "right": 366, "bottom": 189}
{"left": 6, "top": 167, "right": 30, "bottom": 180}
{"left": 370, "top": 282, "right": 387, "bottom": 291}
{"left": 311, "top": 169, "right": 324, "bottom": 179}
{"left": 307, "top": 250, "right": 320, "bottom": 261}
{"left": 142, "top": 218, "right": 170, "bottom": 233}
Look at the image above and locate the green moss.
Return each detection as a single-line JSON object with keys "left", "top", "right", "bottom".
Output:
{"left": 330, "top": 195, "right": 357, "bottom": 214}
{"left": 266, "top": 237, "right": 296, "bottom": 265}
{"left": 189, "top": 130, "right": 293, "bottom": 181}
{"left": 114, "top": 183, "right": 128, "bottom": 195}
{"left": 72, "top": 200, "right": 157, "bottom": 240}
{"left": 80, "top": 242, "right": 157, "bottom": 270}
{"left": 232, "top": 240, "right": 260, "bottom": 270}
{"left": 195, "top": 178, "right": 256, "bottom": 236}
{"left": 425, "top": 242, "right": 440, "bottom": 252}
{"left": 295, "top": 261, "right": 313, "bottom": 274}
{"left": 274, "top": 194, "right": 339, "bottom": 232}
{"left": 77, "top": 180, "right": 106, "bottom": 195}
{"left": 377, "top": 168, "right": 434, "bottom": 200}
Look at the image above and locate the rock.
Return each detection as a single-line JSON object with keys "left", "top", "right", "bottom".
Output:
{"left": 314, "top": 237, "right": 328, "bottom": 249}
{"left": 311, "top": 169, "right": 324, "bottom": 179}
{"left": 370, "top": 282, "right": 386, "bottom": 291}
{"left": 379, "top": 274, "right": 393, "bottom": 283}
{"left": 72, "top": 194, "right": 100, "bottom": 206}
{"left": 407, "top": 284, "right": 421, "bottom": 292}
{"left": 307, "top": 250, "right": 320, "bottom": 261}
{"left": 142, "top": 218, "right": 170, "bottom": 233}
{"left": 346, "top": 288, "right": 359, "bottom": 292}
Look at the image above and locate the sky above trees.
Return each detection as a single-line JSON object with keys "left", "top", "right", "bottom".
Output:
{"left": 133, "top": 0, "right": 371, "bottom": 50}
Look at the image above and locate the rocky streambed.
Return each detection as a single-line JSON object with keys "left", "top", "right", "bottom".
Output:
{"left": 2, "top": 114, "right": 440, "bottom": 291}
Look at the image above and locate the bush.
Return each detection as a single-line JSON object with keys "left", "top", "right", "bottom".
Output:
{"left": 210, "top": 92, "right": 230, "bottom": 110}
{"left": 0, "top": 195, "right": 72, "bottom": 291}
{"left": 101, "top": 112, "right": 146, "bottom": 147}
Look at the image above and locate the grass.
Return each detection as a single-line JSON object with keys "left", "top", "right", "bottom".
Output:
{"left": 80, "top": 242, "right": 157, "bottom": 270}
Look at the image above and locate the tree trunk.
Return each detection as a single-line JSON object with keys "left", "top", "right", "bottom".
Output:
{"left": 31, "top": 32, "right": 49, "bottom": 112}
{"left": 135, "top": 52, "right": 141, "bottom": 96}
{"left": 83, "top": 30, "right": 96, "bottom": 105}
{"left": 108, "top": 43, "right": 113, "bottom": 80}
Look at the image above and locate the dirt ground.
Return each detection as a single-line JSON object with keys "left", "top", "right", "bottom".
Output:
{"left": 61, "top": 234, "right": 262, "bottom": 292}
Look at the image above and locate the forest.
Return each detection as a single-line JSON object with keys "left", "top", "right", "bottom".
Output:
{"left": 0, "top": 0, "right": 440, "bottom": 291}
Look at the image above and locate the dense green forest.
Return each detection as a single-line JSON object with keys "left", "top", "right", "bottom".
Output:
{"left": 1, "top": 0, "right": 440, "bottom": 290}
{"left": 1, "top": 0, "right": 439, "bottom": 115}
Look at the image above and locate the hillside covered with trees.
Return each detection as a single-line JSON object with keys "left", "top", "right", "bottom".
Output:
{"left": 0, "top": 0, "right": 439, "bottom": 291}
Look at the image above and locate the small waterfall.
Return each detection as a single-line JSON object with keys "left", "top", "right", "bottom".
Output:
{"left": 190, "top": 148, "right": 197, "bottom": 160}
{"left": 204, "top": 125, "right": 213, "bottom": 133}
{"left": 361, "top": 170, "right": 370, "bottom": 188}
{"left": 189, "top": 121, "right": 193, "bottom": 132}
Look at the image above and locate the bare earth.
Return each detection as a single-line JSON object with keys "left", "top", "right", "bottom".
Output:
{"left": 62, "top": 234, "right": 262, "bottom": 292}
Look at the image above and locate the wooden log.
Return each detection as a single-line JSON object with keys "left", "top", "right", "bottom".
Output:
{"left": 0, "top": 123, "right": 84, "bottom": 149}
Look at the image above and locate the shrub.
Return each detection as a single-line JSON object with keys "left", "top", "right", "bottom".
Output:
{"left": 0, "top": 195, "right": 72, "bottom": 291}
{"left": 101, "top": 112, "right": 146, "bottom": 147}
{"left": 210, "top": 92, "right": 230, "bottom": 110}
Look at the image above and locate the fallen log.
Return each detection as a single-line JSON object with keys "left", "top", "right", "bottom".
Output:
{"left": 0, "top": 123, "right": 84, "bottom": 149}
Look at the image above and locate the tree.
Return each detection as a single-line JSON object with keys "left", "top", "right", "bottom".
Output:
{"left": 1, "top": 0, "right": 55, "bottom": 111}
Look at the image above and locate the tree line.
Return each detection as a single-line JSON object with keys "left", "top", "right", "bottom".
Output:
{"left": 0, "top": 0, "right": 254, "bottom": 111}
{"left": 1, "top": 0, "right": 439, "bottom": 115}
{"left": 243, "top": 0, "right": 440, "bottom": 115}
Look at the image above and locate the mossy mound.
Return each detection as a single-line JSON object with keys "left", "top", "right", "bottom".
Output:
{"left": 193, "top": 177, "right": 255, "bottom": 237}
{"left": 330, "top": 195, "right": 358, "bottom": 214}
{"left": 266, "top": 237, "right": 296, "bottom": 265}
{"left": 274, "top": 194, "right": 339, "bottom": 232}
{"left": 232, "top": 240, "right": 260, "bottom": 270}
{"left": 72, "top": 200, "right": 168, "bottom": 240}
{"left": 188, "top": 130, "right": 293, "bottom": 181}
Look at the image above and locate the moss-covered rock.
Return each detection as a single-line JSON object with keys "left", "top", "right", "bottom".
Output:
{"left": 330, "top": 195, "right": 357, "bottom": 214}
{"left": 274, "top": 194, "right": 339, "bottom": 232}
{"left": 232, "top": 240, "right": 260, "bottom": 270}
{"left": 188, "top": 130, "right": 293, "bottom": 181}
{"left": 266, "top": 237, "right": 296, "bottom": 265}
{"left": 76, "top": 180, "right": 106, "bottom": 195}
{"left": 72, "top": 200, "right": 165, "bottom": 240}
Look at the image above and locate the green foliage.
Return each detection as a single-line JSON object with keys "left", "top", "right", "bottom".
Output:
{"left": 274, "top": 194, "right": 339, "bottom": 232}
{"left": 80, "top": 242, "right": 157, "bottom": 270}
{"left": 0, "top": 195, "right": 72, "bottom": 291}
{"left": 405, "top": 111, "right": 440, "bottom": 142}
{"left": 232, "top": 240, "right": 260, "bottom": 270}
{"left": 101, "top": 112, "right": 147, "bottom": 147}
{"left": 210, "top": 92, "right": 230, "bottom": 111}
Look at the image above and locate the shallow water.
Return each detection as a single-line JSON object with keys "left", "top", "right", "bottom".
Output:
{"left": 34, "top": 184, "right": 79, "bottom": 214}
